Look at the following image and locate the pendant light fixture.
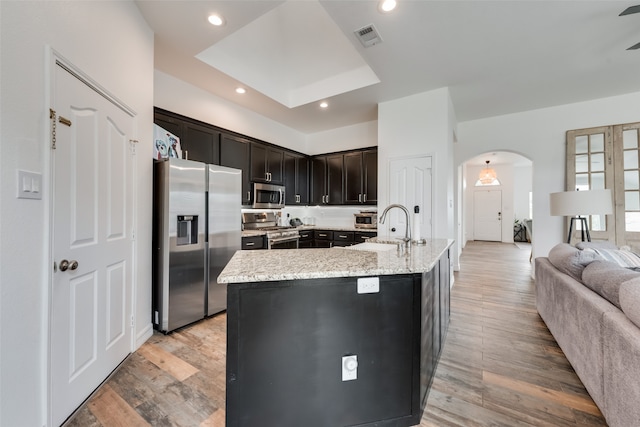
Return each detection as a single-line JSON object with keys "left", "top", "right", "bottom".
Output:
{"left": 476, "top": 160, "right": 500, "bottom": 186}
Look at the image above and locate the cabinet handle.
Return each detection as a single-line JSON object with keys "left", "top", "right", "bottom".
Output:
{"left": 319, "top": 233, "right": 327, "bottom": 237}
{"left": 245, "top": 242, "right": 255, "bottom": 246}
{"left": 296, "top": 195, "right": 300, "bottom": 203}
{"left": 183, "top": 150, "right": 189, "bottom": 160}
{"left": 247, "top": 191, "right": 251, "bottom": 201}
{"left": 363, "top": 194, "right": 367, "bottom": 202}
{"left": 339, "top": 235, "right": 347, "bottom": 238}
{"left": 325, "top": 194, "right": 329, "bottom": 203}
{"left": 359, "top": 194, "right": 362, "bottom": 203}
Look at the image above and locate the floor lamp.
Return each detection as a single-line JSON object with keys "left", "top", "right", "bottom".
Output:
{"left": 550, "top": 189, "right": 613, "bottom": 244}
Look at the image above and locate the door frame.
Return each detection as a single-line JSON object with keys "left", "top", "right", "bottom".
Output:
{"left": 44, "top": 47, "right": 138, "bottom": 425}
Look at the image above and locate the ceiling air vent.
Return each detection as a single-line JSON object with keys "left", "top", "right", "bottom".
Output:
{"left": 354, "top": 24, "right": 383, "bottom": 48}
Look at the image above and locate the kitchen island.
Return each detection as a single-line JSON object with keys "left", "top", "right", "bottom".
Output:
{"left": 218, "top": 238, "right": 454, "bottom": 427}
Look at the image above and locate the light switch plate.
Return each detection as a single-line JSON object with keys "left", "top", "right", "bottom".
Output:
{"left": 17, "top": 170, "right": 42, "bottom": 200}
{"left": 357, "top": 277, "right": 379, "bottom": 294}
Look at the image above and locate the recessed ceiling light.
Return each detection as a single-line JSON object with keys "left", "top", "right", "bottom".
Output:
{"left": 208, "top": 14, "right": 225, "bottom": 26}
{"left": 379, "top": 0, "right": 396, "bottom": 13}
{"left": 235, "top": 87, "right": 246, "bottom": 94}
{"left": 320, "top": 102, "right": 328, "bottom": 109}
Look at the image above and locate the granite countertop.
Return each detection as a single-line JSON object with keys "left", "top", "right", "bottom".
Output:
{"left": 218, "top": 238, "right": 453, "bottom": 283}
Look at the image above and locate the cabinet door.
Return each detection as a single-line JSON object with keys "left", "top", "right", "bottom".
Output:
{"left": 296, "top": 157, "right": 309, "bottom": 204}
{"left": 154, "top": 112, "right": 184, "bottom": 153}
{"left": 250, "top": 142, "right": 267, "bottom": 182}
{"left": 284, "top": 152, "right": 297, "bottom": 204}
{"left": 343, "top": 152, "right": 363, "bottom": 204}
{"left": 363, "top": 149, "right": 378, "bottom": 204}
{"left": 183, "top": 122, "right": 220, "bottom": 164}
{"left": 326, "top": 154, "right": 344, "bottom": 205}
{"left": 251, "top": 143, "right": 284, "bottom": 184}
{"left": 267, "top": 146, "right": 284, "bottom": 184}
{"left": 311, "top": 156, "right": 327, "bottom": 205}
{"left": 220, "top": 134, "right": 251, "bottom": 205}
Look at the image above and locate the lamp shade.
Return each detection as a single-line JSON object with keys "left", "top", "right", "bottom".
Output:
{"left": 549, "top": 189, "right": 613, "bottom": 217}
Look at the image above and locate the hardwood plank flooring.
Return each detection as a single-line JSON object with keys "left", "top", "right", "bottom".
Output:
{"left": 65, "top": 241, "right": 608, "bottom": 426}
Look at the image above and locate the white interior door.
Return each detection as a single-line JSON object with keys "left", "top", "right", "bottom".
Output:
{"left": 50, "top": 60, "right": 134, "bottom": 426}
{"left": 388, "top": 156, "right": 432, "bottom": 240}
{"left": 474, "top": 190, "right": 502, "bottom": 241}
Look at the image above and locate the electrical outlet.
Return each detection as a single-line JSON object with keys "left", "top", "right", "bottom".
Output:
{"left": 342, "top": 355, "right": 358, "bottom": 381}
{"left": 357, "top": 277, "right": 379, "bottom": 294}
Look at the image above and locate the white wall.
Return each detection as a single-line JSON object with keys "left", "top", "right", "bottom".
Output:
{"left": 456, "top": 91, "right": 640, "bottom": 260}
{"left": 306, "top": 121, "right": 378, "bottom": 155}
{"left": 0, "top": 2, "right": 154, "bottom": 425}
{"left": 514, "top": 164, "right": 533, "bottom": 222}
{"left": 155, "top": 71, "right": 309, "bottom": 154}
{"left": 378, "top": 88, "right": 456, "bottom": 242}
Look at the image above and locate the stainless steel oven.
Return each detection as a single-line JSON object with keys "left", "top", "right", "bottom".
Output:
{"left": 242, "top": 211, "right": 300, "bottom": 249}
{"left": 253, "top": 183, "right": 285, "bottom": 209}
{"left": 267, "top": 231, "right": 300, "bottom": 249}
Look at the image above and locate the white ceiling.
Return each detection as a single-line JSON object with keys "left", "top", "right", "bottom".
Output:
{"left": 136, "top": 0, "right": 640, "bottom": 134}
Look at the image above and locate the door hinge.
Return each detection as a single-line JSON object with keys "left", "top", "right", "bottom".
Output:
{"left": 49, "top": 108, "right": 57, "bottom": 149}
{"left": 129, "top": 139, "right": 138, "bottom": 155}
{"left": 130, "top": 315, "right": 134, "bottom": 328}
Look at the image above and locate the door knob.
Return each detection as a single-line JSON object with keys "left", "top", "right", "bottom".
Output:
{"left": 59, "top": 259, "right": 79, "bottom": 272}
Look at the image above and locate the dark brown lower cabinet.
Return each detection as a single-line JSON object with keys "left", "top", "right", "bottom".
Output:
{"left": 226, "top": 250, "right": 450, "bottom": 427}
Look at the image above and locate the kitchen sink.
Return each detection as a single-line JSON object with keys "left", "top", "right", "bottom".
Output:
{"left": 345, "top": 242, "right": 398, "bottom": 252}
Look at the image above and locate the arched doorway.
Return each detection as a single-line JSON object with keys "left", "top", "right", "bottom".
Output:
{"left": 459, "top": 151, "right": 533, "bottom": 253}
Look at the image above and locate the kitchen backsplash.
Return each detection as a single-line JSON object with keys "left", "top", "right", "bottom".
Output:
{"left": 241, "top": 206, "right": 377, "bottom": 229}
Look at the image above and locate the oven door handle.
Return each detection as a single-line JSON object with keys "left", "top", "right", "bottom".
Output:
{"left": 268, "top": 236, "right": 300, "bottom": 244}
{"left": 279, "top": 188, "right": 285, "bottom": 207}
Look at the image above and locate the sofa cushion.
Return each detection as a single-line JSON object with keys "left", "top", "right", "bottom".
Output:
{"left": 582, "top": 260, "right": 640, "bottom": 309}
{"left": 620, "top": 277, "right": 640, "bottom": 329}
{"left": 548, "top": 243, "right": 599, "bottom": 281}
{"left": 586, "top": 247, "right": 640, "bottom": 268}
{"left": 575, "top": 240, "right": 618, "bottom": 250}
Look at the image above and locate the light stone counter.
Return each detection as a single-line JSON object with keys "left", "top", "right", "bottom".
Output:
{"left": 218, "top": 238, "right": 453, "bottom": 283}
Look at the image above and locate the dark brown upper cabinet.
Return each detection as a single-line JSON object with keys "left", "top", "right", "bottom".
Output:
{"left": 153, "top": 109, "right": 219, "bottom": 165}
{"left": 344, "top": 149, "right": 377, "bottom": 205}
{"left": 284, "top": 152, "right": 309, "bottom": 205}
{"left": 311, "top": 154, "right": 344, "bottom": 205}
{"left": 182, "top": 122, "right": 220, "bottom": 165}
{"left": 250, "top": 142, "right": 283, "bottom": 184}
{"left": 220, "top": 134, "right": 251, "bottom": 205}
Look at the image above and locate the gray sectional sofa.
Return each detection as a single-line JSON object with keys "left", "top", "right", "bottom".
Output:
{"left": 535, "top": 243, "right": 640, "bottom": 427}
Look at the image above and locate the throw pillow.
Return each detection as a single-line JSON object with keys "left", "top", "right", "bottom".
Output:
{"left": 582, "top": 260, "right": 640, "bottom": 309}
{"left": 620, "top": 277, "right": 640, "bottom": 329}
{"left": 587, "top": 248, "right": 640, "bottom": 268}
{"left": 548, "top": 243, "right": 599, "bottom": 281}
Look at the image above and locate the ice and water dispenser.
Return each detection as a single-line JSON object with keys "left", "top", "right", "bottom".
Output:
{"left": 176, "top": 215, "right": 198, "bottom": 246}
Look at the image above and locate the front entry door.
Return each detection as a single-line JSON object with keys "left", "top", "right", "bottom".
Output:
{"left": 50, "top": 59, "right": 135, "bottom": 426}
{"left": 473, "top": 190, "right": 502, "bottom": 241}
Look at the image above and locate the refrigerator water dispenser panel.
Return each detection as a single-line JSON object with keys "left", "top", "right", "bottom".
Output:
{"left": 176, "top": 215, "right": 198, "bottom": 246}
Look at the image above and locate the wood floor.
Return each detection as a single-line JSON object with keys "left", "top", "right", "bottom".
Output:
{"left": 65, "top": 241, "right": 608, "bottom": 427}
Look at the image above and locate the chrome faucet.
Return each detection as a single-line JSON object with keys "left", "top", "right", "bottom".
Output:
{"left": 379, "top": 204, "right": 411, "bottom": 246}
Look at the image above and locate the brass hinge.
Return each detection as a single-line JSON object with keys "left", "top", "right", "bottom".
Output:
{"left": 58, "top": 116, "right": 72, "bottom": 127}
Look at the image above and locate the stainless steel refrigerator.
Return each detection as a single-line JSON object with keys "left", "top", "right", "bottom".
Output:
{"left": 153, "top": 158, "right": 241, "bottom": 333}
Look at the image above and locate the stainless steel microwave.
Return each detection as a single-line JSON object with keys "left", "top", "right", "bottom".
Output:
{"left": 253, "top": 182, "right": 285, "bottom": 209}
{"left": 354, "top": 211, "right": 377, "bottom": 229}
